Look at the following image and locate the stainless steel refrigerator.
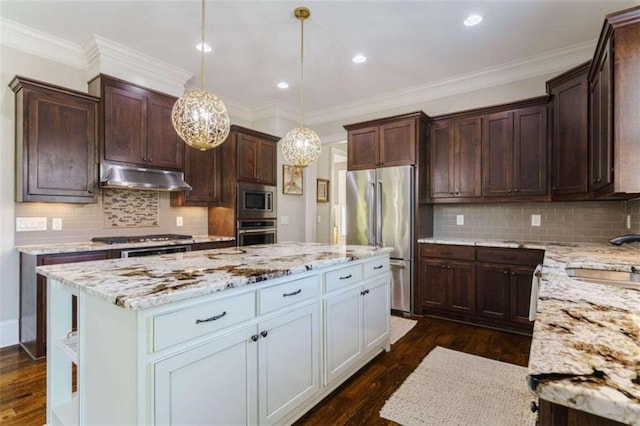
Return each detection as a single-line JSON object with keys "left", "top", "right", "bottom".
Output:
{"left": 346, "top": 165, "right": 413, "bottom": 313}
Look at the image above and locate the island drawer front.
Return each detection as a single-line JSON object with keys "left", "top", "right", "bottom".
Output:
{"left": 259, "top": 275, "right": 319, "bottom": 314}
{"left": 325, "top": 264, "right": 363, "bottom": 293}
{"left": 419, "top": 244, "right": 475, "bottom": 260}
{"left": 153, "top": 292, "right": 255, "bottom": 352}
{"left": 363, "top": 257, "right": 390, "bottom": 278}
{"left": 476, "top": 247, "right": 544, "bottom": 266}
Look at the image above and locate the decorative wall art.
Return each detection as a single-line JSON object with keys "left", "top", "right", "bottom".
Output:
{"left": 103, "top": 189, "right": 159, "bottom": 227}
{"left": 316, "top": 179, "right": 329, "bottom": 203}
{"left": 283, "top": 165, "right": 303, "bottom": 195}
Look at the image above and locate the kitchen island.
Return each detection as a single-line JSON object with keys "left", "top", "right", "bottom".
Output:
{"left": 419, "top": 238, "right": 640, "bottom": 425}
{"left": 38, "top": 242, "right": 392, "bottom": 425}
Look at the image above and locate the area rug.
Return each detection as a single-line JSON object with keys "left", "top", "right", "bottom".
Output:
{"left": 380, "top": 346, "right": 536, "bottom": 426}
{"left": 390, "top": 316, "right": 418, "bottom": 345}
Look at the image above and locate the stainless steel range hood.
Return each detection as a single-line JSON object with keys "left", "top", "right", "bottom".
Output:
{"left": 100, "top": 162, "right": 192, "bottom": 191}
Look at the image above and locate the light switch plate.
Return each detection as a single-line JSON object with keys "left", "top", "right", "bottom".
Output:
{"left": 52, "top": 218, "right": 62, "bottom": 230}
{"left": 317, "top": 215, "right": 321, "bottom": 224}
{"left": 531, "top": 214, "right": 541, "bottom": 227}
{"left": 176, "top": 216, "right": 183, "bottom": 227}
{"left": 627, "top": 215, "right": 631, "bottom": 230}
{"left": 280, "top": 216, "right": 289, "bottom": 225}
{"left": 16, "top": 217, "right": 47, "bottom": 232}
{"left": 456, "top": 215, "right": 464, "bottom": 226}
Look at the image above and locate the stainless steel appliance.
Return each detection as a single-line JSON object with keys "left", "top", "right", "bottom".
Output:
{"left": 91, "top": 234, "right": 194, "bottom": 257}
{"left": 237, "top": 183, "right": 277, "bottom": 219}
{"left": 237, "top": 220, "right": 277, "bottom": 246}
{"left": 120, "top": 245, "right": 191, "bottom": 258}
{"left": 346, "top": 165, "right": 413, "bottom": 313}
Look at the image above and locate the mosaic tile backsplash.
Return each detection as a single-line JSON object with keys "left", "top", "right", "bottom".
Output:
{"left": 103, "top": 189, "right": 159, "bottom": 227}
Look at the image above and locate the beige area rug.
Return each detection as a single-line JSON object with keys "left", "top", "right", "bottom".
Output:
{"left": 390, "top": 316, "right": 418, "bottom": 345}
{"left": 380, "top": 346, "right": 536, "bottom": 426}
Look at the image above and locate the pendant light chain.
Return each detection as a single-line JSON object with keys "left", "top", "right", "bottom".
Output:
{"left": 200, "top": 0, "right": 205, "bottom": 90}
{"left": 300, "top": 16, "right": 305, "bottom": 127}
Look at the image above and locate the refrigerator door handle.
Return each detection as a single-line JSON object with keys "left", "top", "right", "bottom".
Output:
{"left": 376, "top": 180, "right": 383, "bottom": 246}
{"left": 369, "top": 181, "right": 376, "bottom": 245}
{"left": 390, "top": 261, "right": 406, "bottom": 269}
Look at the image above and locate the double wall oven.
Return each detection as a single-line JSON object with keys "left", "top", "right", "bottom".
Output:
{"left": 236, "top": 183, "right": 277, "bottom": 246}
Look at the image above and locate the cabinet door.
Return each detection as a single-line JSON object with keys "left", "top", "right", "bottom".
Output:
{"left": 509, "top": 266, "right": 535, "bottom": 325}
{"left": 103, "top": 82, "right": 147, "bottom": 165}
{"left": 258, "top": 140, "right": 277, "bottom": 185}
{"left": 379, "top": 119, "right": 415, "bottom": 167}
{"left": 24, "top": 89, "right": 97, "bottom": 202}
{"left": 174, "top": 145, "right": 221, "bottom": 206}
{"left": 146, "top": 93, "right": 183, "bottom": 170}
{"left": 447, "top": 261, "right": 476, "bottom": 314}
{"left": 429, "top": 122, "right": 455, "bottom": 198}
{"left": 416, "top": 258, "right": 448, "bottom": 312}
{"left": 348, "top": 126, "right": 379, "bottom": 170}
{"left": 513, "top": 106, "right": 547, "bottom": 196}
{"left": 476, "top": 264, "right": 510, "bottom": 321}
{"left": 324, "top": 286, "right": 363, "bottom": 385}
{"left": 455, "top": 117, "right": 482, "bottom": 198}
{"left": 590, "top": 41, "right": 613, "bottom": 192}
{"left": 363, "top": 276, "right": 390, "bottom": 354}
{"left": 237, "top": 134, "right": 260, "bottom": 182}
{"left": 154, "top": 325, "right": 258, "bottom": 426}
{"left": 258, "top": 303, "right": 320, "bottom": 425}
{"left": 482, "top": 112, "right": 513, "bottom": 196}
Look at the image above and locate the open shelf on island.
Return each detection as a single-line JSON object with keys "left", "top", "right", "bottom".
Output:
{"left": 51, "top": 392, "right": 78, "bottom": 426}
{"left": 55, "top": 333, "right": 78, "bottom": 365}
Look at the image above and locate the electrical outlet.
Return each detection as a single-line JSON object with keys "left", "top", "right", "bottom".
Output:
{"left": 280, "top": 216, "right": 289, "bottom": 225}
{"left": 317, "top": 215, "right": 321, "bottom": 223}
{"left": 456, "top": 215, "right": 464, "bottom": 226}
{"left": 176, "top": 216, "right": 183, "bottom": 227}
{"left": 16, "top": 217, "right": 47, "bottom": 232}
{"left": 627, "top": 215, "right": 631, "bottom": 230}
{"left": 52, "top": 218, "right": 62, "bottom": 230}
{"left": 531, "top": 214, "right": 541, "bottom": 227}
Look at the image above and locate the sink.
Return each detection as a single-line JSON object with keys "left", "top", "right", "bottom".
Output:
{"left": 565, "top": 268, "right": 640, "bottom": 290}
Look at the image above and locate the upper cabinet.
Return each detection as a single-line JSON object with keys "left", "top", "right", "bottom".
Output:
{"left": 546, "top": 62, "right": 591, "bottom": 200}
{"left": 171, "top": 144, "right": 222, "bottom": 207}
{"left": 11, "top": 76, "right": 99, "bottom": 203}
{"left": 237, "top": 132, "right": 278, "bottom": 185}
{"left": 344, "top": 112, "right": 427, "bottom": 171}
{"left": 89, "top": 75, "right": 183, "bottom": 170}
{"left": 588, "top": 7, "right": 640, "bottom": 196}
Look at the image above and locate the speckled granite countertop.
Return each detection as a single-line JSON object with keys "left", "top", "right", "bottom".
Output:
{"left": 16, "top": 235, "right": 235, "bottom": 255}
{"left": 36, "top": 242, "right": 391, "bottom": 310}
{"left": 419, "top": 238, "right": 640, "bottom": 425}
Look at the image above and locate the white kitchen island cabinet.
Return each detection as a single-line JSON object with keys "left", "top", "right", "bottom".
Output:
{"left": 41, "top": 243, "right": 391, "bottom": 426}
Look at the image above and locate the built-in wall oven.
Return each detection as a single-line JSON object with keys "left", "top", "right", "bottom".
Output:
{"left": 237, "top": 220, "right": 277, "bottom": 246}
{"left": 237, "top": 183, "right": 276, "bottom": 219}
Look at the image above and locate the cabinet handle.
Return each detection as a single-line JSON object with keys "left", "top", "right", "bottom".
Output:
{"left": 552, "top": 186, "right": 557, "bottom": 190}
{"left": 340, "top": 274, "right": 352, "bottom": 280}
{"left": 508, "top": 189, "right": 512, "bottom": 193}
{"left": 149, "top": 158, "right": 153, "bottom": 163}
{"left": 195, "top": 311, "right": 227, "bottom": 324}
{"left": 361, "top": 289, "right": 370, "bottom": 296}
{"left": 592, "top": 178, "right": 597, "bottom": 183}
{"left": 447, "top": 266, "right": 452, "bottom": 270}
{"left": 441, "top": 264, "right": 446, "bottom": 268}
{"left": 514, "top": 189, "right": 519, "bottom": 193}
{"left": 454, "top": 191, "right": 459, "bottom": 195}
{"left": 449, "top": 191, "right": 454, "bottom": 195}
{"left": 283, "top": 289, "right": 302, "bottom": 297}
{"left": 530, "top": 401, "right": 539, "bottom": 413}
{"left": 373, "top": 265, "right": 384, "bottom": 270}
{"left": 260, "top": 330, "right": 268, "bottom": 338}
{"left": 503, "top": 270, "right": 509, "bottom": 274}
{"left": 142, "top": 157, "right": 147, "bottom": 161}
{"left": 534, "top": 271, "right": 542, "bottom": 278}
{"left": 251, "top": 334, "right": 259, "bottom": 342}
{"left": 88, "top": 189, "right": 94, "bottom": 194}
{"left": 511, "top": 271, "right": 516, "bottom": 276}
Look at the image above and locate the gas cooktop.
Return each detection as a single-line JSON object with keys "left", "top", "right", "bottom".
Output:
{"left": 91, "top": 234, "right": 193, "bottom": 244}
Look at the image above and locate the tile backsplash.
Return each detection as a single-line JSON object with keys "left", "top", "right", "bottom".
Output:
{"left": 14, "top": 190, "right": 208, "bottom": 246}
{"left": 434, "top": 201, "right": 631, "bottom": 244}
{"left": 103, "top": 189, "right": 159, "bottom": 228}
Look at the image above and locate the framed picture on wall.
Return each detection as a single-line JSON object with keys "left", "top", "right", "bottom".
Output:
{"left": 316, "top": 179, "right": 329, "bottom": 203}
{"left": 283, "top": 165, "right": 303, "bottom": 195}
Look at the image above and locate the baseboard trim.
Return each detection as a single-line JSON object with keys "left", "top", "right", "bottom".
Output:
{"left": 0, "top": 319, "right": 19, "bottom": 348}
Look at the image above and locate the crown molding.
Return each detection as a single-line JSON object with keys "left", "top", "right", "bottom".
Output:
{"left": 0, "top": 18, "right": 86, "bottom": 70}
{"left": 84, "top": 35, "right": 192, "bottom": 97}
{"left": 305, "top": 40, "right": 596, "bottom": 126}
{"left": 251, "top": 101, "right": 299, "bottom": 124}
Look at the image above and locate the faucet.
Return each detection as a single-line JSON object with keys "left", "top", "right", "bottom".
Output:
{"left": 609, "top": 234, "right": 640, "bottom": 246}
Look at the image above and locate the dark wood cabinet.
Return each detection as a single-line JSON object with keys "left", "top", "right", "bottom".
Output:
{"left": 430, "top": 118, "right": 482, "bottom": 199}
{"left": 10, "top": 76, "right": 99, "bottom": 203}
{"left": 20, "top": 250, "right": 116, "bottom": 359}
{"left": 476, "top": 263, "right": 510, "bottom": 321}
{"left": 345, "top": 112, "right": 427, "bottom": 171}
{"left": 538, "top": 399, "right": 625, "bottom": 426}
{"left": 191, "top": 241, "right": 236, "bottom": 251}
{"left": 171, "top": 144, "right": 222, "bottom": 206}
{"left": 482, "top": 105, "right": 547, "bottom": 198}
{"left": 547, "top": 62, "right": 591, "bottom": 199}
{"left": 90, "top": 75, "right": 183, "bottom": 170}
{"left": 237, "top": 133, "right": 277, "bottom": 185}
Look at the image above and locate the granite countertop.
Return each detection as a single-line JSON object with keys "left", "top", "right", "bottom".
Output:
{"left": 419, "top": 238, "right": 640, "bottom": 425}
{"left": 16, "top": 235, "right": 235, "bottom": 255}
{"left": 36, "top": 242, "right": 392, "bottom": 311}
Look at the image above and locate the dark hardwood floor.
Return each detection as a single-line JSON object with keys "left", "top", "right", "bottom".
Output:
{"left": 0, "top": 316, "right": 531, "bottom": 426}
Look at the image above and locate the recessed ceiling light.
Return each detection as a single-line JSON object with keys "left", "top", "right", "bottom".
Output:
{"left": 352, "top": 54, "right": 367, "bottom": 64}
{"left": 464, "top": 14, "right": 483, "bottom": 26}
{"left": 196, "top": 43, "right": 212, "bottom": 53}
{"left": 277, "top": 81, "right": 289, "bottom": 89}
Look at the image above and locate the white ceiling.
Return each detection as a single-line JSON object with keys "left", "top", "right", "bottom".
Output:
{"left": 2, "top": 0, "right": 639, "bottom": 119}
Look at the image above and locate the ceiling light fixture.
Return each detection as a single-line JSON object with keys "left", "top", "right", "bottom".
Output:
{"left": 277, "top": 81, "right": 289, "bottom": 89}
{"left": 280, "top": 6, "right": 321, "bottom": 168}
{"left": 196, "top": 42, "right": 212, "bottom": 53}
{"left": 352, "top": 54, "right": 367, "bottom": 64}
{"left": 172, "top": 0, "right": 230, "bottom": 151}
{"left": 464, "top": 14, "right": 483, "bottom": 26}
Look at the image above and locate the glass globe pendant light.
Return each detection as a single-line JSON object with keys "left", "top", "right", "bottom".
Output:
{"left": 172, "top": 0, "right": 230, "bottom": 151}
{"left": 281, "top": 7, "right": 321, "bottom": 168}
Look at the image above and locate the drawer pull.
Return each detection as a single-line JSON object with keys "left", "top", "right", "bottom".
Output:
{"left": 251, "top": 334, "right": 259, "bottom": 342}
{"left": 360, "top": 289, "right": 370, "bottom": 296}
{"left": 373, "top": 265, "right": 384, "bottom": 270}
{"left": 260, "top": 330, "right": 268, "bottom": 338}
{"left": 283, "top": 289, "right": 302, "bottom": 297}
{"left": 195, "top": 311, "right": 227, "bottom": 324}
{"left": 340, "top": 274, "right": 353, "bottom": 280}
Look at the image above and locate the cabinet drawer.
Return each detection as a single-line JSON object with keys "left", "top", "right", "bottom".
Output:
{"left": 259, "top": 275, "right": 319, "bottom": 314}
{"left": 363, "top": 257, "right": 390, "bottom": 278}
{"left": 325, "top": 264, "right": 363, "bottom": 293}
{"left": 153, "top": 291, "right": 255, "bottom": 351}
{"left": 476, "top": 247, "right": 544, "bottom": 266}
{"left": 419, "top": 244, "right": 475, "bottom": 261}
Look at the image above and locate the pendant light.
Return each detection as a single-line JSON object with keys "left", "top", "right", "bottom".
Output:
{"left": 281, "top": 7, "right": 322, "bottom": 168}
{"left": 172, "top": 0, "right": 230, "bottom": 151}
